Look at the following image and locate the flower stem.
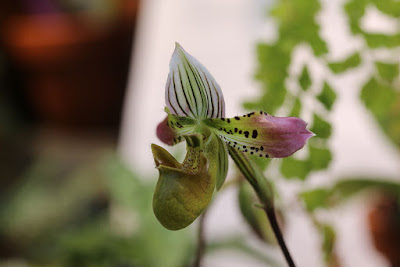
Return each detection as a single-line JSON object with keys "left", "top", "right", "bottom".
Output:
{"left": 265, "top": 208, "right": 296, "bottom": 267}
{"left": 227, "top": 146, "right": 296, "bottom": 267}
{"left": 194, "top": 210, "right": 208, "bottom": 267}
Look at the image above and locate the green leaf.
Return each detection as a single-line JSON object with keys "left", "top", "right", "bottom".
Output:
{"left": 328, "top": 52, "right": 361, "bottom": 74}
{"left": 310, "top": 114, "right": 332, "bottom": 139}
{"left": 344, "top": 0, "right": 367, "bottom": 34}
{"left": 281, "top": 157, "right": 309, "bottom": 180}
{"left": 309, "top": 145, "right": 332, "bottom": 170}
{"left": 250, "top": 43, "right": 290, "bottom": 114}
{"left": 371, "top": 0, "right": 400, "bottom": 17}
{"left": 360, "top": 77, "right": 396, "bottom": 118}
{"left": 280, "top": 141, "right": 333, "bottom": 180}
{"left": 300, "top": 188, "right": 331, "bottom": 212}
{"left": 321, "top": 224, "right": 336, "bottom": 264}
{"left": 317, "top": 82, "right": 336, "bottom": 110}
{"left": 299, "top": 65, "right": 311, "bottom": 91}
{"left": 361, "top": 77, "right": 400, "bottom": 147}
{"left": 364, "top": 33, "right": 400, "bottom": 48}
{"left": 289, "top": 98, "right": 302, "bottom": 117}
{"left": 270, "top": 0, "right": 328, "bottom": 56}
{"left": 248, "top": 0, "right": 328, "bottom": 117}
{"left": 375, "top": 61, "right": 399, "bottom": 83}
{"left": 300, "top": 179, "right": 400, "bottom": 211}
{"left": 333, "top": 179, "right": 400, "bottom": 199}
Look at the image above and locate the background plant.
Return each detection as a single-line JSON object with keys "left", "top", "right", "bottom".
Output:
{"left": 243, "top": 0, "right": 400, "bottom": 265}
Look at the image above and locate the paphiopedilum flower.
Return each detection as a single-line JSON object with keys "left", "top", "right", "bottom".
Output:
{"left": 152, "top": 43, "right": 314, "bottom": 230}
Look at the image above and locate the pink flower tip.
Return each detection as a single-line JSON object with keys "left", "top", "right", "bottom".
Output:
{"left": 256, "top": 115, "right": 315, "bottom": 158}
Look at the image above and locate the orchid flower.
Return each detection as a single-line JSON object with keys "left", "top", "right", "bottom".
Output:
{"left": 152, "top": 43, "right": 314, "bottom": 231}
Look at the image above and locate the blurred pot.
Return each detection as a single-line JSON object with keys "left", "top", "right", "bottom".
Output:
{"left": 2, "top": 2, "right": 138, "bottom": 128}
{"left": 368, "top": 194, "right": 400, "bottom": 267}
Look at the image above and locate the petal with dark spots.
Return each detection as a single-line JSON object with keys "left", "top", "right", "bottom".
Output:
{"left": 204, "top": 112, "right": 314, "bottom": 158}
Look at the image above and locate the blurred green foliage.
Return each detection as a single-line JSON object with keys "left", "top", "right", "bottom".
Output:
{"left": 0, "top": 155, "right": 194, "bottom": 267}
{"left": 0, "top": 154, "right": 282, "bottom": 266}
{"left": 310, "top": 114, "right": 331, "bottom": 140}
{"left": 301, "top": 178, "right": 400, "bottom": 265}
{"left": 250, "top": 0, "right": 400, "bottom": 178}
{"left": 299, "top": 66, "right": 311, "bottom": 91}
{"left": 250, "top": 0, "right": 400, "bottom": 265}
{"left": 317, "top": 82, "right": 336, "bottom": 111}
{"left": 318, "top": 224, "right": 336, "bottom": 264}
{"left": 375, "top": 61, "right": 399, "bottom": 83}
{"left": 328, "top": 52, "right": 361, "bottom": 74}
{"left": 361, "top": 71, "right": 400, "bottom": 148}
{"left": 300, "top": 179, "right": 400, "bottom": 212}
{"left": 346, "top": 0, "right": 400, "bottom": 150}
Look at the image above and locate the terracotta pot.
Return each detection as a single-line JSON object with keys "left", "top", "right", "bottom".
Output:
{"left": 2, "top": 4, "right": 138, "bottom": 128}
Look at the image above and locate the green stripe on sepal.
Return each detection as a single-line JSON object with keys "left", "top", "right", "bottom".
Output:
{"left": 151, "top": 134, "right": 215, "bottom": 230}
{"left": 166, "top": 43, "right": 225, "bottom": 119}
{"left": 204, "top": 133, "right": 228, "bottom": 190}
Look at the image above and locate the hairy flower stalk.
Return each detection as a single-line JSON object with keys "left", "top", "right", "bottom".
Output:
{"left": 152, "top": 43, "right": 313, "bottom": 266}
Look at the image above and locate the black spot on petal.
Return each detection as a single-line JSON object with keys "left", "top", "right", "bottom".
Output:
{"left": 252, "top": 130, "right": 258, "bottom": 139}
{"left": 234, "top": 116, "right": 240, "bottom": 120}
{"left": 244, "top": 131, "right": 249, "bottom": 138}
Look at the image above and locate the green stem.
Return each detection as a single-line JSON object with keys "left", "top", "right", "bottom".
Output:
{"left": 265, "top": 208, "right": 296, "bottom": 267}
{"left": 227, "top": 146, "right": 296, "bottom": 267}
{"left": 194, "top": 210, "right": 208, "bottom": 267}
